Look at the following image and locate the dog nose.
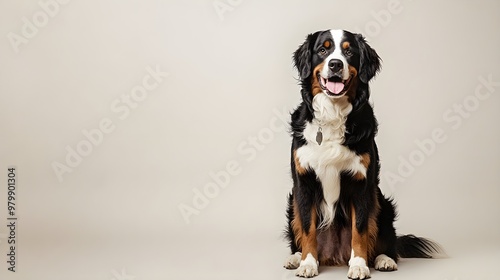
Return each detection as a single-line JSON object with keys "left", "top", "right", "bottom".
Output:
{"left": 328, "top": 59, "right": 343, "bottom": 73}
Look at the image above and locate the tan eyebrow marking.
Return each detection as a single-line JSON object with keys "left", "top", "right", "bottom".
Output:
{"left": 323, "top": 40, "right": 331, "bottom": 48}
{"left": 342, "top": 41, "right": 350, "bottom": 49}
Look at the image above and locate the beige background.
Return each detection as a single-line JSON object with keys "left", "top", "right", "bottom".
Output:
{"left": 0, "top": 0, "right": 499, "bottom": 279}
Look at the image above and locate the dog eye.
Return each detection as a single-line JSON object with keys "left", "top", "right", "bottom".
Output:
{"left": 318, "top": 48, "right": 327, "bottom": 55}
{"left": 344, "top": 49, "right": 353, "bottom": 56}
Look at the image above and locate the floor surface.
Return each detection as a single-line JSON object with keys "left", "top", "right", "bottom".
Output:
{"left": 1, "top": 230, "right": 498, "bottom": 280}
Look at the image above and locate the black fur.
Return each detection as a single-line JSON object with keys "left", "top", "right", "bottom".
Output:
{"left": 284, "top": 29, "right": 442, "bottom": 270}
{"left": 355, "top": 34, "right": 381, "bottom": 84}
{"left": 396, "top": 235, "right": 443, "bottom": 258}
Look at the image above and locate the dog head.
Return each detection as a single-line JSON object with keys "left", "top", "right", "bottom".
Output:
{"left": 293, "top": 29, "right": 381, "bottom": 102}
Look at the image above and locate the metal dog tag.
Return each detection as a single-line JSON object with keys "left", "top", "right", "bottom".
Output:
{"left": 316, "top": 127, "right": 323, "bottom": 145}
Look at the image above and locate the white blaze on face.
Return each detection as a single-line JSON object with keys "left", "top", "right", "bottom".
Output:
{"left": 320, "top": 29, "right": 350, "bottom": 81}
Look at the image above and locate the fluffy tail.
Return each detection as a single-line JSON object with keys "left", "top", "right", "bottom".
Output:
{"left": 396, "top": 234, "right": 444, "bottom": 258}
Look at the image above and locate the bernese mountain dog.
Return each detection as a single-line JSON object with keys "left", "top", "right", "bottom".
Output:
{"left": 284, "top": 29, "right": 442, "bottom": 279}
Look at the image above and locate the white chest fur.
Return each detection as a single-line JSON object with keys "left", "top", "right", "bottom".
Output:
{"left": 296, "top": 94, "right": 367, "bottom": 229}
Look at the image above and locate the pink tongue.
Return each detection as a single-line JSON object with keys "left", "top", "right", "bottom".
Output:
{"left": 325, "top": 81, "right": 344, "bottom": 94}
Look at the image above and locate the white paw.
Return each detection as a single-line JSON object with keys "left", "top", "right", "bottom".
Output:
{"left": 295, "top": 253, "right": 319, "bottom": 278}
{"left": 347, "top": 265, "right": 370, "bottom": 279}
{"left": 348, "top": 256, "right": 370, "bottom": 279}
{"left": 284, "top": 252, "right": 302, "bottom": 269}
{"left": 374, "top": 254, "right": 398, "bottom": 271}
{"left": 295, "top": 264, "right": 318, "bottom": 278}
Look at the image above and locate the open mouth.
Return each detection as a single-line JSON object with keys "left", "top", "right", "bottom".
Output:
{"left": 317, "top": 73, "right": 352, "bottom": 97}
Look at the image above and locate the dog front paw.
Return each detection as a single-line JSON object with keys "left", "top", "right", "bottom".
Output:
{"left": 347, "top": 264, "right": 370, "bottom": 279}
{"left": 284, "top": 252, "right": 302, "bottom": 269}
{"left": 296, "top": 264, "right": 318, "bottom": 278}
{"left": 295, "top": 253, "right": 318, "bottom": 278}
{"left": 374, "top": 254, "right": 397, "bottom": 271}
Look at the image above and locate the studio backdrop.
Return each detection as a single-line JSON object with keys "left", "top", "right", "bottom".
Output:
{"left": 0, "top": 1, "right": 499, "bottom": 280}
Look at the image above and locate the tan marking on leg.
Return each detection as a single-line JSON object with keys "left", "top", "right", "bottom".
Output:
{"left": 301, "top": 206, "right": 318, "bottom": 261}
{"left": 351, "top": 205, "right": 368, "bottom": 261}
{"left": 291, "top": 200, "right": 318, "bottom": 261}
{"left": 367, "top": 198, "right": 380, "bottom": 262}
{"left": 291, "top": 201, "right": 303, "bottom": 248}
{"left": 294, "top": 150, "right": 307, "bottom": 175}
{"left": 351, "top": 199, "right": 380, "bottom": 263}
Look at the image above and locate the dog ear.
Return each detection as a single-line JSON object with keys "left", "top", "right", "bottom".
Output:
{"left": 355, "top": 34, "right": 381, "bottom": 83}
{"left": 293, "top": 33, "right": 316, "bottom": 80}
